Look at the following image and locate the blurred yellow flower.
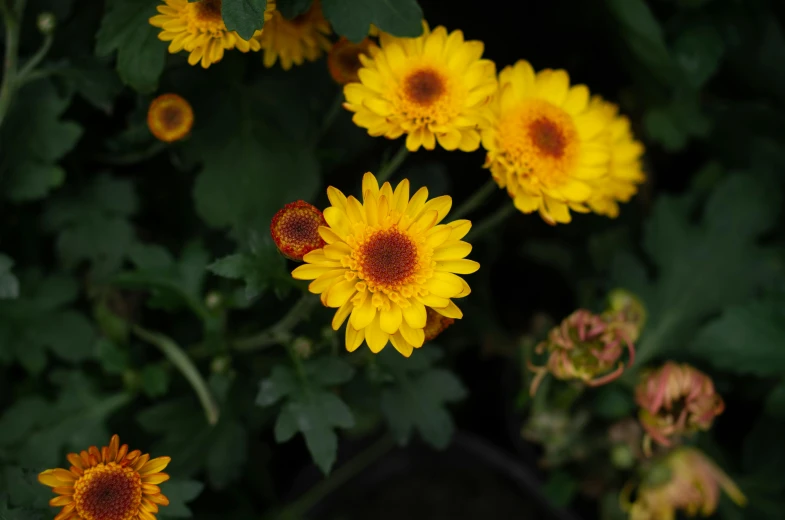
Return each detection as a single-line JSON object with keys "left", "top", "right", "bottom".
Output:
{"left": 587, "top": 96, "right": 646, "bottom": 218}
{"left": 149, "top": 0, "right": 274, "bottom": 69}
{"left": 292, "top": 172, "right": 479, "bottom": 357}
{"left": 343, "top": 24, "right": 497, "bottom": 152}
{"left": 256, "top": 1, "right": 331, "bottom": 70}
{"left": 38, "top": 434, "right": 171, "bottom": 520}
{"left": 625, "top": 447, "right": 746, "bottom": 520}
{"left": 147, "top": 93, "right": 194, "bottom": 143}
{"left": 481, "top": 60, "right": 613, "bottom": 224}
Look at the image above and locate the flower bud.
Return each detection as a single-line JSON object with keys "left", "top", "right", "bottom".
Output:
{"left": 292, "top": 336, "right": 313, "bottom": 359}
{"left": 423, "top": 307, "right": 454, "bottom": 342}
{"left": 270, "top": 200, "right": 326, "bottom": 261}
{"left": 37, "top": 12, "right": 56, "bottom": 35}
{"left": 635, "top": 362, "right": 724, "bottom": 448}
{"left": 327, "top": 37, "right": 375, "bottom": 85}
{"left": 529, "top": 309, "right": 635, "bottom": 395}
{"left": 604, "top": 288, "right": 646, "bottom": 342}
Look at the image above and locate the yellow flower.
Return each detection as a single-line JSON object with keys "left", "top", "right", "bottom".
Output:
{"left": 292, "top": 172, "right": 479, "bottom": 357}
{"left": 147, "top": 93, "right": 194, "bottom": 143}
{"left": 481, "top": 60, "right": 612, "bottom": 224}
{"left": 586, "top": 96, "right": 646, "bottom": 218}
{"left": 256, "top": 0, "right": 332, "bottom": 70}
{"left": 149, "top": 0, "right": 275, "bottom": 69}
{"left": 38, "top": 434, "right": 171, "bottom": 520}
{"left": 343, "top": 24, "right": 497, "bottom": 152}
{"left": 327, "top": 37, "right": 375, "bottom": 85}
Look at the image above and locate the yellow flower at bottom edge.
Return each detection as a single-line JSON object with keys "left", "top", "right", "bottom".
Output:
{"left": 149, "top": 0, "right": 275, "bottom": 69}
{"left": 343, "top": 23, "right": 498, "bottom": 152}
{"left": 292, "top": 172, "right": 479, "bottom": 357}
{"left": 38, "top": 434, "right": 170, "bottom": 520}
{"left": 256, "top": 1, "right": 332, "bottom": 70}
{"left": 586, "top": 96, "right": 646, "bottom": 218}
{"left": 481, "top": 60, "right": 612, "bottom": 225}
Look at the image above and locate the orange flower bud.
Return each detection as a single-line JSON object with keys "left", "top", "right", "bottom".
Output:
{"left": 147, "top": 93, "right": 194, "bottom": 143}
{"left": 635, "top": 362, "right": 724, "bottom": 448}
{"left": 270, "top": 201, "right": 326, "bottom": 261}
{"left": 327, "top": 37, "right": 375, "bottom": 85}
{"left": 423, "top": 307, "right": 455, "bottom": 342}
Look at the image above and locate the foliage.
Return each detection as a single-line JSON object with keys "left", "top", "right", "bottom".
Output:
{"left": 1, "top": 0, "right": 784, "bottom": 519}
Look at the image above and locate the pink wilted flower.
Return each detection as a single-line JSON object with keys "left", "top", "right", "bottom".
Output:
{"left": 624, "top": 447, "right": 746, "bottom": 520}
{"left": 604, "top": 288, "right": 647, "bottom": 343}
{"left": 635, "top": 362, "right": 725, "bottom": 449}
{"left": 529, "top": 309, "right": 636, "bottom": 395}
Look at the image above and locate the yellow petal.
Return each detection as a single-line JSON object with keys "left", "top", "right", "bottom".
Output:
{"left": 325, "top": 278, "right": 357, "bottom": 308}
{"left": 426, "top": 226, "right": 453, "bottom": 248}
{"left": 140, "top": 457, "right": 171, "bottom": 476}
{"left": 390, "top": 332, "right": 414, "bottom": 357}
{"left": 309, "top": 269, "right": 346, "bottom": 293}
{"left": 142, "top": 473, "right": 170, "bottom": 485}
{"left": 362, "top": 172, "right": 380, "bottom": 198}
{"left": 50, "top": 496, "right": 74, "bottom": 507}
{"left": 351, "top": 296, "right": 377, "bottom": 329}
{"left": 436, "top": 259, "right": 480, "bottom": 274}
{"left": 345, "top": 325, "right": 365, "bottom": 352}
{"left": 292, "top": 264, "right": 339, "bottom": 281}
{"left": 393, "top": 178, "right": 410, "bottom": 213}
{"left": 402, "top": 301, "right": 427, "bottom": 328}
{"left": 365, "top": 316, "right": 389, "bottom": 353}
{"left": 332, "top": 300, "right": 353, "bottom": 330}
{"left": 433, "top": 240, "right": 472, "bottom": 260}
{"left": 38, "top": 470, "right": 61, "bottom": 487}
{"left": 399, "top": 320, "right": 425, "bottom": 348}
{"left": 447, "top": 219, "right": 472, "bottom": 240}
{"left": 433, "top": 300, "right": 463, "bottom": 319}
{"left": 380, "top": 305, "right": 403, "bottom": 334}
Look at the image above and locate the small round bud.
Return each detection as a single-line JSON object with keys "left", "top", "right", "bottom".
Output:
{"left": 292, "top": 337, "right": 313, "bottom": 359}
{"left": 205, "top": 291, "right": 222, "bottom": 310}
{"left": 37, "top": 12, "right": 56, "bottom": 34}
{"left": 211, "top": 355, "right": 231, "bottom": 374}
{"left": 270, "top": 201, "right": 326, "bottom": 261}
{"left": 611, "top": 444, "right": 635, "bottom": 469}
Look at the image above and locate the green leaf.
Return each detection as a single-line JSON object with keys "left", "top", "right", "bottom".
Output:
{"left": 96, "top": 338, "right": 130, "bottom": 374}
{"left": 615, "top": 173, "right": 780, "bottom": 364}
{"left": 60, "top": 57, "right": 124, "bottom": 113}
{"left": 765, "top": 380, "right": 785, "bottom": 418}
{"left": 157, "top": 479, "right": 204, "bottom": 519}
{"left": 673, "top": 24, "right": 725, "bottom": 88}
{"left": 277, "top": 0, "right": 313, "bottom": 19}
{"left": 644, "top": 96, "right": 711, "bottom": 151}
{"left": 206, "top": 420, "right": 247, "bottom": 489}
{"left": 222, "top": 0, "right": 268, "bottom": 40}
{"left": 0, "top": 255, "right": 19, "bottom": 300}
{"left": 0, "top": 397, "right": 48, "bottom": 447}
{"left": 0, "top": 81, "right": 82, "bottom": 202}
{"left": 542, "top": 470, "right": 578, "bottom": 507}
{"left": 377, "top": 347, "right": 466, "bottom": 449}
{"left": 208, "top": 235, "right": 292, "bottom": 301}
{"left": 690, "top": 302, "right": 785, "bottom": 376}
{"left": 258, "top": 362, "right": 355, "bottom": 474}
{"left": 42, "top": 175, "right": 138, "bottom": 276}
{"left": 95, "top": 0, "right": 166, "bottom": 92}
{"left": 323, "top": 0, "right": 423, "bottom": 42}
{"left": 30, "top": 311, "right": 96, "bottom": 363}
{"left": 140, "top": 364, "right": 170, "bottom": 398}
{"left": 0, "top": 494, "right": 44, "bottom": 520}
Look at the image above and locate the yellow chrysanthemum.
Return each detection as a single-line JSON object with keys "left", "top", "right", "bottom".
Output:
{"left": 256, "top": 1, "right": 331, "bottom": 70}
{"left": 481, "top": 60, "right": 613, "bottom": 224}
{"left": 149, "top": 0, "right": 275, "bottom": 69}
{"left": 38, "top": 434, "right": 170, "bottom": 520}
{"left": 343, "top": 24, "right": 498, "bottom": 152}
{"left": 292, "top": 172, "right": 479, "bottom": 357}
{"left": 586, "top": 96, "right": 646, "bottom": 218}
{"left": 147, "top": 93, "right": 194, "bottom": 143}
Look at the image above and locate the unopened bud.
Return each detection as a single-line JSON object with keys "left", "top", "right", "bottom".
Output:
{"left": 205, "top": 291, "right": 222, "bottom": 310}
{"left": 611, "top": 444, "right": 635, "bottom": 469}
{"left": 211, "top": 355, "right": 231, "bottom": 374}
{"left": 292, "top": 337, "right": 312, "bottom": 359}
{"left": 37, "top": 12, "right": 56, "bottom": 35}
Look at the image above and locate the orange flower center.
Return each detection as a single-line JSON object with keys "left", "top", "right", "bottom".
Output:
{"left": 270, "top": 201, "right": 326, "bottom": 261}
{"left": 194, "top": 0, "right": 222, "bottom": 22}
{"left": 73, "top": 463, "right": 142, "bottom": 520}
{"left": 404, "top": 68, "right": 446, "bottom": 106}
{"left": 356, "top": 228, "right": 419, "bottom": 287}
{"left": 159, "top": 106, "right": 184, "bottom": 130}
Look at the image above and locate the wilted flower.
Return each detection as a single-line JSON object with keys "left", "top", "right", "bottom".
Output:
{"left": 529, "top": 309, "right": 636, "bottom": 395}
{"left": 624, "top": 447, "right": 746, "bottom": 520}
{"left": 39, "top": 434, "right": 171, "bottom": 520}
{"left": 270, "top": 200, "right": 327, "bottom": 261}
{"left": 636, "top": 362, "right": 724, "bottom": 448}
{"left": 423, "top": 307, "right": 454, "bottom": 342}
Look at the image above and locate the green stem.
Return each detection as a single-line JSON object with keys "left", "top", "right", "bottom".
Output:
{"left": 318, "top": 89, "right": 344, "bottom": 139}
{"left": 132, "top": 325, "right": 220, "bottom": 425}
{"left": 232, "top": 293, "right": 317, "bottom": 352}
{"left": 450, "top": 178, "right": 499, "bottom": 220}
{"left": 93, "top": 141, "right": 168, "bottom": 165}
{"left": 375, "top": 143, "right": 409, "bottom": 183}
{"left": 17, "top": 31, "right": 52, "bottom": 80}
{"left": 0, "top": 0, "right": 25, "bottom": 128}
{"left": 281, "top": 436, "right": 396, "bottom": 517}
{"left": 466, "top": 203, "right": 515, "bottom": 240}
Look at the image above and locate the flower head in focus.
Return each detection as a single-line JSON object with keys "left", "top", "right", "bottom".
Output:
{"left": 344, "top": 23, "right": 497, "bottom": 152}
{"left": 625, "top": 447, "right": 746, "bottom": 520}
{"left": 292, "top": 172, "right": 479, "bottom": 357}
{"left": 586, "top": 96, "right": 646, "bottom": 218}
{"left": 328, "top": 37, "right": 375, "bottom": 85}
{"left": 481, "top": 60, "right": 614, "bottom": 224}
{"left": 149, "top": 0, "right": 274, "bottom": 69}
{"left": 38, "top": 434, "right": 170, "bottom": 520}
{"left": 147, "top": 93, "right": 194, "bottom": 143}
{"left": 636, "top": 362, "right": 725, "bottom": 449}
{"left": 271, "top": 200, "right": 327, "bottom": 261}
{"left": 256, "top": 0, "right": 331, "bottom": 70}
{"left": 529, "top": 309, "right": 636, "bottom": 395}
